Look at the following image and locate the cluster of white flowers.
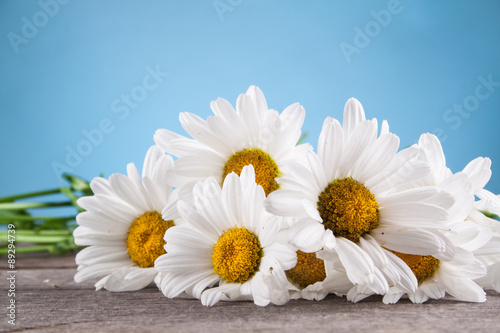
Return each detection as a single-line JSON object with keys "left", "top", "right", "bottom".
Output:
{"left": 74, "top": 86, "right": 500, "bottom": 306}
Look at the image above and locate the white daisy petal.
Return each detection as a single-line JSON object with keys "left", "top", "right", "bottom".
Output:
{"left": 418, "top": 133, "right": 447, "bottom": 174}
{"left": 306, "top": 148, "right": 328, "bottom": 190}
{"left": 409, "top": 288, "right": 430, "bottom": 304}
{"left": 377, "top": 186, "right": 454, "bottom": 210}
{"left": 180, "top": 112, "right": 234, "bottom": 156}
{"left": 337, "top": 121, "right": 377, "bottom": 178}
{"left": 155, "top": 129, "right": 202, "bottom": 158}
{"left": 369, "top": 150, "right": 432, "bottom": 192}
{"left": 371, "top": 227, "right": 446, "bottom": 256}
{"left": 201, "top": 284, "right": 241, "bottom": 306}
{"left": 88, "top": 177, "right": 114, "bottom": 196}
{"left": 164, "top": 271, "right": 217, "bottom": 299}
{"left": 462, "top": 157, "right": 492, "bottom": 192}
{"left": 346, "top": 286, "right": 372, "bottom": 303}
{"left": 74, "top": 261, "right": 134, "bottom": 283}
{"left": 280, "top": 102, "right": 305, "bottom": 132}
{"left": 265, "top": 190, "right": 312, "bottom": 218}
{"left": 351, "top": 133, "right": 399, "bottom": 183}
{"left": 380, "top": 120, "right": 390, "bottom": 135}
{"left": 317, "top": 117, "right": 344, "bottom": 181}
{"left": 76, "top": 211, "right": 129, "bottom": 234}
{"left": 419, "top": 280, "right": 445, "bottom": 300}
{"left": 288, "top": 218, "right": 325, "bottom": 253}
{"left": 103, "top": 267, "right": 155, "bottom": 292}
{"left": 442, "top": 276, "right": 486, "bottom": 302}
{"left": 75, "top": 246, "right": 129, "bottom": 266}
{"left": 382, "top": 287, "right": 404, "bottom": 304}
{"left": 322, "top": 271, "right": 354, "bottom": 295}
{"left": 155, "top": 164, "right": 296, "bottom": 306}
{"left": 247, "top": 86, "right": 268, "bottom": 116}
{"left": 176, "top": 200, "right": 219, "bottom": 241}
{"left": 343, "top": 97, "right": 366, "bottom": 138}
{"left": 73, "top": 145, "right": 178, "bottom": 292}
{"left": 263, "top": 243, "right": 297, "bottom": 270}
{"left": 109, "top": 173, "right": 150, "bottom": 213}
{"left": 382, "top": 249, "right": 418, "bottom": 293}
{"left": 189, "top": 273, "right": 221, "bottom": 299}
{"left": 89, "top": 194, "right": 139, "bottom": 223}
{"left": 73, "top": 226, "right": 125, "bottom": 245}
{"left": 335, "top": 237, "right": 376, "bottom": 287}
{"left": 379, "top": 202, "right": 448, "bottom": 224}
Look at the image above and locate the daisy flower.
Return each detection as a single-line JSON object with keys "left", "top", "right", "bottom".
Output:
{"left": 380, "top": 133, "right": 490, "bottom": 303}
{"left": 459, "top": 152, "right": 500, "bottom": 293}
{"left": 473, "top": 194, "right": 500, "bottom": 293}
{"left": 155, "top": 165, "right": 297, "bottom": 306}
{"left": 265, "top": 98, "right": 455, "bottom": 298}
{"left": 154, "top": 85, "right": 309, "bottom": 202}
{"left": 73, "top": 146, "right": 181, "bottom": 291}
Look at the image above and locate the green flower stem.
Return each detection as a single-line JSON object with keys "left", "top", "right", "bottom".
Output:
{"left": 0, "top": 245, "right": 55, "bottom": 255}
{"left": 0, "top": 231, "right": 73, "bottom": 243}
{"left": 0, "top": 188, "right": 63, "bottom": 203}
{"left": 0, "top": 243, "right": 78, "bottom": 255}
{"left": 2, "top": 230, "right": 74, "bottom": 236}
{"left": 60, "top": 186, "right": 84, "bottom": 212}
{"left": 481, "top": 210, "right": 500, "bottom": 221}
{"left": 0, "top": 201, "right": 74, "bottom": 210}
{"left": 0, "top": 215, "right": 75, "bottom": 223}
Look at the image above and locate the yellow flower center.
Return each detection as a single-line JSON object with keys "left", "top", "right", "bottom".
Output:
{"left": 286, "top": 250, "right": 326, "bottom": 289}
{"left": 390, "top": 251, "right": 440, "bottom": 284}
{"left": 212, "top": 227, "right": 262, "bottom": 283}
{"left": 222, "top": 148, "right": 280, "bottom": 196}
{"left": 317, "top": 177, "right": 379, "bottom": 243}
{"left": 126, "top": 211, "right": 174, "bottom": 268}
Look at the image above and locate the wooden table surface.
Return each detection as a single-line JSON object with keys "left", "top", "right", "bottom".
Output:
{"left": 2, "top": 252, "right": 500, "bottom": 333}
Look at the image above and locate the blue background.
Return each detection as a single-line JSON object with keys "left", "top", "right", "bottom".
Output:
{"left": 1, "top": 0, "right": 499, "bottom": 197}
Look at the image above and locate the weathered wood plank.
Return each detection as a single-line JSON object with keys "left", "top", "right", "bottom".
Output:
{"left": 2, "top": 266, "right": 500, "bottom": 333}
{"left": 6, "top": 288, "right": 500, "bottom": 333}
{"left": 0, "top": 252, "right": 77, "bottom": 270}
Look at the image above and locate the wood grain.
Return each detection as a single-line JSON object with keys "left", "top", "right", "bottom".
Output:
{"left": 2, "top": 253, "right": 499, "bottom": 332}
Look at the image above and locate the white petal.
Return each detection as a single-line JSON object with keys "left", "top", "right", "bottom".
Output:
{"left": 109, "top": 173, "right": 150, "bottom": 213}
{"left": 463, "top": 157, "right": 492, "bottom": 192}
{"left": 180, "top": 112, "right": 233, "bottom": 156}
{"left": 103, "top": 267, "right": 155, "bottom": 292}
{"left": 317, "top": 117, "right": 344, "bottom": 181}
{"left": 372, "top": 227, "right": 447, "bottom": 256}
{"left": 442, "top": 276, "right": 486, "bottom": 302}
{"left": 379, "top": 202, "right": 448, "bottom": 224}
{"left": 382, "top": 287, "right": 404, "bottom": 304}
{"left": 263, "top": 243, "right": 297, "bottom": 270}
{"left": 306, "top": 149, "right": 328, "bottom": 191}
{"left": 89, "top": 177, "right": 114, "bottom": 196}
{"left": 265, "top": 190, "right": 311, "bottom": 218}
{"left": 351, "top": 133, "right": 399, "bottom": 183}
{"left": 201, "top": 284, "right": 241, "bottom": 306}
{"left": 409, "top": 288, "right": 430, "bottom": 303}
{"left": 382, "top": 249, "right": 418, "bottom": 293}
{"left": 343, "top": 98, "right": 366, "bottom": 138}
{"left": 176, "top": 201, "right": 219, "bottom": 241}
{"left": 288, "top": 219, "right": 325, "bottom": 252}
{"left": 419, "top": 280, "right": 446, "bottom": 300}
{"left": 337, "top": 121, "right": 377, "bottom": 178}
{"left": 418, "top": 133, "right": 447, "bottom": 175}
{"left": 280, "top": 102, "right": 305, "bottom": 131}
{"left": 335, "top": 237, "right": 376, "bottom": 287}
{"left": 76, "top": 211, "right": 129, "bottom": 234}
{"left": 74, "top": 260, "right": 133, "bottom": 283}
{"left": 75, "top": 245, "right": 128, "bottom": 266}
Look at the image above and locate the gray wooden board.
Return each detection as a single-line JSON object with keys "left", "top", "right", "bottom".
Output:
{"left": 1, "top": 254, "right": 500, "bottom": 332}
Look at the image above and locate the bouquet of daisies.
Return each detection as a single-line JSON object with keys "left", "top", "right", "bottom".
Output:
{"left": 72, "top": 86, "right": 500, "bottom": 306}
